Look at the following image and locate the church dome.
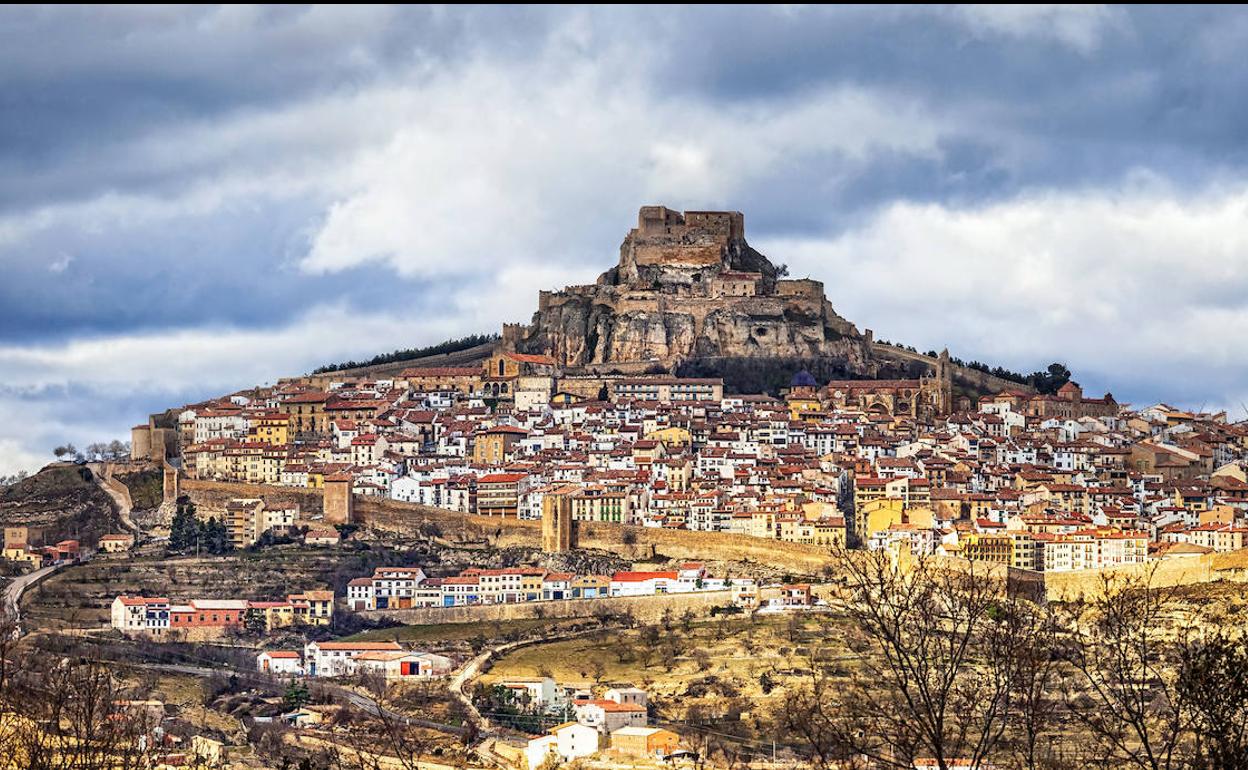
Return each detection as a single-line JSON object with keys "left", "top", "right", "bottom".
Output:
{"left": 792, "top": 370, "right": 817, "bottom": 388}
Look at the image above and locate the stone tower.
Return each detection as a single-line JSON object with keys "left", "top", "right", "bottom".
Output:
{"left": 541, "top": 486, "right": 578, "bottom": 553}
{"left": 936, "top": 348, "right": 953, "bottom": 415}
{"left": 323, "top": 474, "right": 355, "bottom": 525}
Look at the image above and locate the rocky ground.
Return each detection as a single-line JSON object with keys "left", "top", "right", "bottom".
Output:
{"left": 0, "top": 464, "right": 123, "bottom": 546}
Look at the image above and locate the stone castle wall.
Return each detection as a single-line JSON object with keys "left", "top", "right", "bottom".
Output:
{"left": 1044, "top": 550, "right": 1248, "bottom": 601}
{"left": 873, "top": 343, "right": 1034, "bottom": 396}
{"left": 363, "top": 588, "right": 745, "bottom": 626}
{"left": 180, "top": 479, "right": 838, "bottom": 574}
{"left": 175, "top": 481, "right": 1248, "bottom": 602}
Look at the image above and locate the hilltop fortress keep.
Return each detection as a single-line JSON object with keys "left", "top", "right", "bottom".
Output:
{"left": 508, "top": 206, "right": 872, "bottom": 373}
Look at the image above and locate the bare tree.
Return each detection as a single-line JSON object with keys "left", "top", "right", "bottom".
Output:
{"left": 776, "top": 549, "right": 1060, "bottom": 770}
{"left": 1061, "top": 570, "right": 1193, "bottom": 770}
{"left": 9, "top": 656, "right": 160, "bottom": 770}
{"left": 330, "top": 685, "right": 437, "bottom": 770}
{"left": 1177, "top": 630, "right": 1248, "bottom": 770}
{"left": 994, "top": 596, "right": 1064, "bottom": 770}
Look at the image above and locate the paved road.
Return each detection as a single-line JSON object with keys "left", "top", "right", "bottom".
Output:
{"left": 2, "top": 564, "right": 56, "bottom": 621}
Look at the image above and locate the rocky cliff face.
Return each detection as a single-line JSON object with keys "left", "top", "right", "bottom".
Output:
{"left": 514, "top": 206, "right": 874, "bottom": 374}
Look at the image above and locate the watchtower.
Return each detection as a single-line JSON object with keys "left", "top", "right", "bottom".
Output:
{"left": 541, "top": 486, "right": 578, "bottom": 553}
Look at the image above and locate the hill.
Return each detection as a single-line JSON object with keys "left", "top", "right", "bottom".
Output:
{"left": 0, "top": 464, "right": 122, "bottom": 547}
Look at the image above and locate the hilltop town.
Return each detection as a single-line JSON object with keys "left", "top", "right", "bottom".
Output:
{"left": 3, "top": 206, "right": 1248, "bottom": 770}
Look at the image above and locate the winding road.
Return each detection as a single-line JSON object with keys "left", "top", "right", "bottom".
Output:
{"left": 2, "top": 564, "right": 57, "bottom": 627}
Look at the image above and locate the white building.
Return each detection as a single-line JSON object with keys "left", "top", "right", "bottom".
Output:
{"left": 574, "top": 699, "right": 647, "bottom": 734}
{"left": 499, "top": 677, "right": 559, "bottom": 710}
{"left": 303, "top": 641, "right": 404, "bottom": 678}
{"left": 257, "top": 650, "right": 304, "bottom": 676}
{"left": 111, "top": 596, "right": 169, "bottom": 633}
{"left": 525, "top": 722, "right": 600, "bottom": 770}
{"left": 351, "top": 651, "right": 453, "bottom": 680}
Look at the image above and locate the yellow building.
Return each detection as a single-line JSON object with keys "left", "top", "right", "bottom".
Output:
{"left": 473, "top": 426, "right": 527, "bottom": 464}
{"left": 645, "top": 426, "right": 692, "bottom": 449}
{"left": 3, "top": 544, "right": 41, "bottom": 565}
{"left": 519, "top": 572, "right": 544, "bottom": 602}
{"left": 98, "top": 534, "right": 135, "bottom": 553}
{"left": 288, "top": 590, "right": 334, "bottom": 626}
{"left": 958, "top": 531, "right": 1037, "bottom": 570}
{"left": 250, "top": 412, "right": 292, "bottom": 446}
{"left": 282, "top": 391, "right": 329, "bottom": 435}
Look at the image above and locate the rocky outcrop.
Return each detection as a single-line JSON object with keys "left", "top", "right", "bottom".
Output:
{"left": 514, "top": 205, "right": 875, "bottom": 374}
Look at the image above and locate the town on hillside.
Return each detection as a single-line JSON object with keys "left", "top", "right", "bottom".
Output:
{"left": 4, "top": 207, "right": 1248, "bottom": 770}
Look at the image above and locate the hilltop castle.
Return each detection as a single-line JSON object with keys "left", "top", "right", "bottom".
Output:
{"left": 507, "top": 206, "right": 871, "bottom": 374}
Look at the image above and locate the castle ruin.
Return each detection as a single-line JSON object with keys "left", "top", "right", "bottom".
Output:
{"left": 512, "top": 206, "right": 871, "bottom": 373}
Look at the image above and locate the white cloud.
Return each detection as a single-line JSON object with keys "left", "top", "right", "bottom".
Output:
{"left": 0, "top": 436, "right": 50, "bottom": 478}
{"left": 47, "top": 253, "right": 73, "bottom": 273}
{"left": 299, "top": 38, "right": 952, "bottom": 279}
{"left": 0, "top": 267, "right": 573, "bottom": 474}
{"left": 765, "top": 180, "right": 1248, "bottom": 410}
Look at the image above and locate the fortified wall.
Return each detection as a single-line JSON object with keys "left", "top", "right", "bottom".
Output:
{"left": 179, "top": 479, "right": 839, "bottom": 575}
{"left": 172, "top": 481, "right": 1248, "bottom": 603}
{"left": 363, "top": 588, "right": 745, "bottom": 626}
{"left": 1043, "top": 550, "right": 1248, "bottom": 602}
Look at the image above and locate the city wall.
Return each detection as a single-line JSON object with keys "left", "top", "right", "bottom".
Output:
{"left": 1043, "top": 549, "right": 1248, "bottom": 602}
{"left": 179, "top": 480, "right": 839, "bottom": 575}
{"left": 872, "top": 343, "right": 1033, "bottom": 395}
{"left": 362, "top": 587, "right": 784, "bottom": 626}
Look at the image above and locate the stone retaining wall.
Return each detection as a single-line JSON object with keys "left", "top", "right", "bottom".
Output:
{"left": 363, "top": 588, "right": 756, "bottom": 626}
{"left": 180, "top": 480, "right": 838, "bottom": 575}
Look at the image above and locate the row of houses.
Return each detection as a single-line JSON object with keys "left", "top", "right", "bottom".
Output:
{"left": 110, "top": 591, "right": 334, "bottom": 639}
{"left": 344, "top": 562, "right": 755, "bottom": 611}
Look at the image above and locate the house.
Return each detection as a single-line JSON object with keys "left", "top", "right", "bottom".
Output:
{"left": 610, "top": 726, "right": 681, "bottom": 759}
{"left": 98, "top": 533, "right": 135, "bottom": 553}
{"left": 573, "top": 699, "right": 647, "bottom": 734}
{"left": 499, "top": 677, "right": 559, "bottom": 710}
{"left": 304, "top": 528, "right": 341, "bottom": 546}
{"left": 304, "top": 640, "right": 404, "bottom": 678}
{"left": 526, "top": 722, "right": 601, "bottom": 770}
{"left": 351, "top": 651, "right": 453, "bottom": 680}
{"left": 609, "top": 571, "right": 679, "bottom": 597}
{"left": 603, "top": 687, "right": 648, "bottom": 708}
{"left": 257, "top": 650, "right": 303, "bottom": 676}
{"left": 111, "top": 596, "right": 170, "bottom": 633}
{"left": 287, "top": 590, "right": 335, "bottom": 625}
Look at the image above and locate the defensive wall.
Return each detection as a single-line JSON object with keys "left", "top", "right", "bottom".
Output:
{"left": 1043, "top": 549, "right": 1248, "bottom": 602}
{"left": 362, "top": 585, "right": 808, "bottom": 626}
{"left": 872, "top": 343, "right": 1034, "bottom": 395}
{"left": 181, "top": 480, "right": 1248, "bottom": 600}
{"left": 179, "top": 479, "right": 839, "bottom": 575}
{"left": 291, "top": 340, "right": 498, "bottom": 386}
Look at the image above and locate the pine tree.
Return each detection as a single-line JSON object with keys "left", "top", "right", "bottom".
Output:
{"left": 203, "top": 516, "right": 230, "bottom": 554}
{"left": 283, "top": 679, "right": 310, "bottom": 711}
{"left": 169, "top": 500, "right": 197, "bottom": 552}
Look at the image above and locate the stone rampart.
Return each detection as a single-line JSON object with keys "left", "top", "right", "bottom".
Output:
{"left": 363, "top": 587, "right": 783, "bottom": 626}
{"left": 181, "top": 480, "right": 838, "bottom": 574}
{"left": 1044, "top": 550, "right": 1248, "bottom": 601}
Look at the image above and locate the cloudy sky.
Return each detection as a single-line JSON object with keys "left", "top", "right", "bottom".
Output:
{"left": 3, "top": 5, "right": 1248, "bottom": 474}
